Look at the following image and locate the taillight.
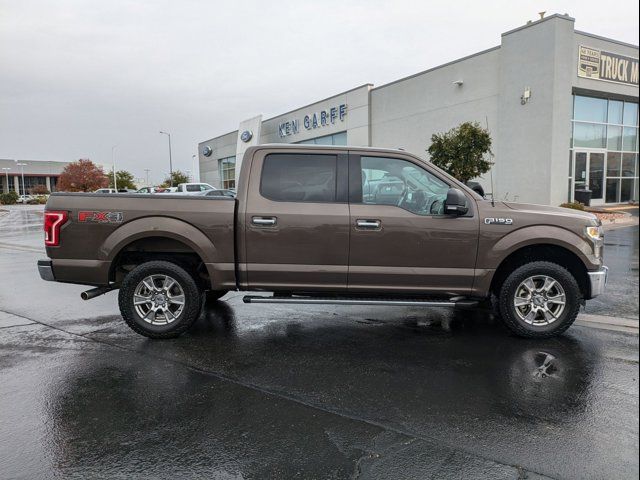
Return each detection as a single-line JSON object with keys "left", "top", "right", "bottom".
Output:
{"left": 44, "top": 210, "right": 68, "bottom": 247}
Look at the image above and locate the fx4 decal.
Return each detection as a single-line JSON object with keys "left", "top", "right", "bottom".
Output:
{"left": 78, "top": 211, "right": 124, "bottom": 224}
{"left": 484, "top": 217, "right": 513, "bottom": 225}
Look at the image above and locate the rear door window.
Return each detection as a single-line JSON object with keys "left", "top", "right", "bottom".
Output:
{"left": 260, "top": 154, "right": 337, "bottom": 202}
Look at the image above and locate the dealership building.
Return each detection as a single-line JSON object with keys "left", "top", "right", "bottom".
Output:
{"left": 198, "top": 14, "right": 639, "bottom": 206}
{"left": 0, "top": 159, "right": 73, "bottom": 195}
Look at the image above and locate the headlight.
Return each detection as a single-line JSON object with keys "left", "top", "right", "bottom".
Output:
{"left": 585, "top": 225, "right": 604, "bottom": 257}
{"left": 585, "top": 225, "right": 603, "bottom": 242}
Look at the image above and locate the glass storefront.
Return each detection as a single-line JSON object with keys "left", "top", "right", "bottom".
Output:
{"left": 570, "top": 95, "right": 639, "bottom": 204}
{"left": 218, "top": 156, "right": 236, "bottom": 189}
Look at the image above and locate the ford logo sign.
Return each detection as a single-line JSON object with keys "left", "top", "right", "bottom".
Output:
{"left": 240, "top": 130, "right": 253, "bottom": 143}
{"left": 202, "top": 145, "right": 212, "bottom": 157}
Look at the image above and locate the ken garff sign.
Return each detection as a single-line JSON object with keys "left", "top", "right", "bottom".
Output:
{"left": 578, "top": 45, "right": 639, "bottom": 86}
{"left": 278, "top": 104, "right": 347, "bottom": 138}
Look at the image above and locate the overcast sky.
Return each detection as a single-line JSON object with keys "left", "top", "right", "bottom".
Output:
{"left": 1, "top": 0, "right": 638, "bottom": 184}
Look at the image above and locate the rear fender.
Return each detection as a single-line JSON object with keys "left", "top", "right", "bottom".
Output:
{"left": 102, "top": 217, "right": 218, "bottom": 286}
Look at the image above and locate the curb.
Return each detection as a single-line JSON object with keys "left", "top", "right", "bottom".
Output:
{"left": 575, "top": 313, "right": 639, "bottom": 334}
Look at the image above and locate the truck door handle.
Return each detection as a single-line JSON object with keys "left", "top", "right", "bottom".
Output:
{"left": 252, "top": 216, "right": 277, "bottom": 226}
{"left": 356, "top": 219, "right": 381, "bottom": 229}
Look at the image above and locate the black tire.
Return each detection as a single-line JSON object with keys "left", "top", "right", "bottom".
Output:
{"left": 497, "top": 261, "right": 582, "bottom": 338}
{"left": 118, "top": 260, "right": 202, "bottom": 339}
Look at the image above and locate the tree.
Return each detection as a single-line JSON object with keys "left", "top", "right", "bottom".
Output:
{"left": 161, "top": 170, "right": 190, "bottom": 187}
{"left": 57, "top": 159, "right": 109, "bottom": 192}
{"left": 108, "top": 170, "right": 137, "bottom": 189}
{"left": 427, "top": 122, "right": 493, "bottom": 183}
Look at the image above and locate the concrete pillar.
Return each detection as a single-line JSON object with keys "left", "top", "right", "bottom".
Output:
{"left": 235, "top": 115, "right": 263, "bottom": 187}
{"left": 13, "top": 176, "right": 20, "bottom": 195}
{"left": 45, "top": 176, "right": 51, "bottom": 192}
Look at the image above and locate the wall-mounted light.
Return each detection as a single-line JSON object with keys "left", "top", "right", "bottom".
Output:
{"left": 452, "top": 79, "right": 464, "bottom": 87}
{"left": 521, "top": 87, "right": 531, "bottom": 105}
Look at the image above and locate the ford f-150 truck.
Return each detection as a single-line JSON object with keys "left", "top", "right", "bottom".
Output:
{"left": 38, "top": 145, "right": 608, "bottom": 339}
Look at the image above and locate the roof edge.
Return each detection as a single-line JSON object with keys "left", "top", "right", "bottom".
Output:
{"left": 501, "top": 13, "right": 575, "bottom": 37}
{"left": 574, "top": 30, "right": 639, "bottom": 51}
{"left": 371, "top": 45, "right": 501, "bottom": 91}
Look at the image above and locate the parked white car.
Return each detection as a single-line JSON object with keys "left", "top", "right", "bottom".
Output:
{"left": 94, "top": 188, "right": 117, "bottom": 194}
{"left": 173, "top": 183, "right": 216, "bottom": 194}
{"left": 17, "top": 194, "right": 35, "bottom": 203}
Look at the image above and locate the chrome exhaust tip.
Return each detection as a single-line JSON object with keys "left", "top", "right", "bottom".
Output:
{"left": 81, "top": 287, "right": 112, "bottom": 301}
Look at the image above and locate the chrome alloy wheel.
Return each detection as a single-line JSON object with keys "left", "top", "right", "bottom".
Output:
{"left": 513, "top": 275, "right": 566, "bottom": 326}
{"left": 133, "top": 274, "right": 185, "bottom": 325}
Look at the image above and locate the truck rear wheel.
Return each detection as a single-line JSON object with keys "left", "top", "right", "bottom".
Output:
{"left": 118, "top": 260, "right": 202, "bottom": 339}
{"left": 497, "top": 261, "right": 582, "bottom": 338}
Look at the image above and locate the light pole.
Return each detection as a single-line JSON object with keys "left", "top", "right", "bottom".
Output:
{"left": 111, "top": 146, "right": 118, "bottom": 191}
{"left": 191, "top": 154, "right": 198, "bottom": 182}
{"left": 16, "top": 162, "right": 27, "bottom": 197}
{"left": 1, "top": 167, "right": 10, "bottom": 193}
{"left": 159, "top": 131, "right": 173, "bottom": 186}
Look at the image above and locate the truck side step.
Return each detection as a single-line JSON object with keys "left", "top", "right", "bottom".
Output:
{"left": 242, "top": 295, "right": 478, "bottom": 308}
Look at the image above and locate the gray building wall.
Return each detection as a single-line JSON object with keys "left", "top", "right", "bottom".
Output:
{"left": 496, "top": 14, "right": 575, "bottom": 205}
{"left": 370, "top": 47, "right": 500, "bottom": 189}
{"left": 198, "top": 85, "right": 371, "bottom": 189}
{"left": 198, "top": 14, "right": 638, "bottom": 205}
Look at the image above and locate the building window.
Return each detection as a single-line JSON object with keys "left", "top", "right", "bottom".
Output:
{"left": 570, "top": 95, "right": 639, "bottom": 204}
{"left": 21, "top": 176, "right": 48, "bottom": 194}
{"left": 295, "top": 131, "right": 347, "bottom": 146}
{"left": 218, "top": 156, "right": 236, "bottom": 189}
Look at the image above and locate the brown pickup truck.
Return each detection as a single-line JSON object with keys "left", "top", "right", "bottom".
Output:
{"left": 38, "top": 145, "right": 608, "bottom": 339}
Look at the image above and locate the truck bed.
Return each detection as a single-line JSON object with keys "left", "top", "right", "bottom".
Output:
{"left": 45, "top": 193, "right": 236, "bottom": 287}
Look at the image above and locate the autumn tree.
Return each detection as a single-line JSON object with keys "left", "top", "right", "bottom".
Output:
{"left": 108, "top": 170, "right": 137, "bottom": 190}
{"left": 427, "top": 122, "right": 493, "bottom": 183}
{"left": 57, "top": 159, "right": 109, "bottom": 192}
{"left": 161, "top": 170, "right": 190, "bottom": 187}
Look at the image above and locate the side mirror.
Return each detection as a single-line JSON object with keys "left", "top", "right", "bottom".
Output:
{"left": 444, "top": 188, "right": 469, "bottom": 216}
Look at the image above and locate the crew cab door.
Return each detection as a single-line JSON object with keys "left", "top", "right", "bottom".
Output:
{"left": 347, "top": 153, "right": 479, "bottom": 294}
{"left": 244, "top": 149, "right": 350, "bottom": 291}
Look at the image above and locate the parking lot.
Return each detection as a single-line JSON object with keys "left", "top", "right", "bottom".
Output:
{"left": 0, "top": 205, "right": 638, "bottom": 479}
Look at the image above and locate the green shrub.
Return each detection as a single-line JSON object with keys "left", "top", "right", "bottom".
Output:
{"left": 0, "top": 191, "right": 19, "bottom": 205}
{"left": 560, "top": 201, "right": 585, "bottom": 211}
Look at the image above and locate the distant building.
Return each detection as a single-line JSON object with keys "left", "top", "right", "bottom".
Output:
{"left": 0, "top": 159, "right": 73, "bottom": 194}
{"left": 198, "top": 14, "right": 638, "bottom": 205}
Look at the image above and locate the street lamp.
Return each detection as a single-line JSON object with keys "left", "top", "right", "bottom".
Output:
{"left": 111, "top": 146, "right": 118, "bottom": 191}
{"left": 1, "top": 167, "right": 10, "bottom": 193}
{"left": 159, "top": 131, "right": 174, "bottom": 187}
{"left": 191, "top": 154, "right": 198, "bottom": 182}
{"left": 16, "top": 162, "right": 27, "bottom": 197}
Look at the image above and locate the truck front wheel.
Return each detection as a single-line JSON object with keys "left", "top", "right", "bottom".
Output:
{"left": 118, "top": 260, "right": 202, "bottom": 339}
{"left": 497, "top": 261, "right": 582, "bottom": 338}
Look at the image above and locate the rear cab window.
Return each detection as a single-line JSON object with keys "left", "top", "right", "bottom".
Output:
{"left": 260, "top": 153, "right": 338, "bottom": 203}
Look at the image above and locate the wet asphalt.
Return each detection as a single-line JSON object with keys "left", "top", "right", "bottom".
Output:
{"left": 0, "top": 206, "right": 638, "bottom": 479}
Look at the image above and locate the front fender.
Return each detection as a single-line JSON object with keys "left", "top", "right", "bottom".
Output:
{"left": 479, "top": 225, "right": 599, "bottom": 270}
{"left": 101, "top": 216, "right": 217, "bottom": 263}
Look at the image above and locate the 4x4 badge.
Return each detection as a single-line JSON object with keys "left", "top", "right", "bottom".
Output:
{"left": 78, "top": 211, "right": 124, "bottom": 224}
{"left": 484, "top": 217, "right": 513, "bottom": 225}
